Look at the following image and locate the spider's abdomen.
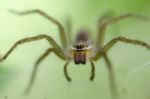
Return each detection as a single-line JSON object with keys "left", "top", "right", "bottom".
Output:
{"left": 74, "top": 50, "right": 86, "bottom": 64}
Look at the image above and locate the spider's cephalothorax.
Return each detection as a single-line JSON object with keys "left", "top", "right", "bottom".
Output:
{"left": 73, "top": 30, "right": 92, "bottom": 64}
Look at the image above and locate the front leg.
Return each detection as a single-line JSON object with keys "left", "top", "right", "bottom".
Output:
{"left": 103, "top": 36, "right": 150, "bottom": 53}
{"left": 9, "top": 9, "right": 67, "bottom": 48}
{"left": 94, "top": 36, "right": 150, "bottom": 60}
{"left": 0, "top": 34, "right": 65, "bottom": 62}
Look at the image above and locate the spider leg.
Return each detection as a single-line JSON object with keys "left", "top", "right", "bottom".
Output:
{"left": 96, "top": 13, "right": 148, "bottom": 47}
{"left": 90, "top": 60, "right": 95, "bottom": 81}
{"left": 93, "top": 37, "right": 150, "bottom": 98}
{"left": 94, "top": 37, "right": 150, "bottom": 61}
{"left": 65, "top": 17, "right": 72, "bottom": 43}
{"left": 103, "top": 37, "right": 150, "bottom": 53}
{"left": 9, "top": 9, "right": 67, "bottom": 48}
{"left": 25, "top": 48, "right": 64, "bottom": 94}
{"left": 64, "top": 59, "right": 71, "bottom": 81}
{"left": 0, "top": 34, "right": 66, "bottom": 62}
{"left": 103, "top": 53, "right": 118, "bottom": 99}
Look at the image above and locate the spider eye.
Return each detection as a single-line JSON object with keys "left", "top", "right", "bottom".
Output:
{"left": 73, "top": 42, "right": 86, "bottom": 50}
{"left": 76, "top": 44, "right": 85, "bottom": 49}
{"left": 79, "top": 44, "right": 82, "bottom": 49}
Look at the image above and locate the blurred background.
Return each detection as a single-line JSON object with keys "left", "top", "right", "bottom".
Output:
{"left": 0, "top": 0, "right": 150, "bottom": 99}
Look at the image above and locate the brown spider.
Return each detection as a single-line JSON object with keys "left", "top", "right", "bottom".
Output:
{"left": 0, "top": 9, "right": 150, "bottom": 99}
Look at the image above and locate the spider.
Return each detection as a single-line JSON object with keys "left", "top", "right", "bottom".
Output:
{"left": 0, "top": 9, "right": 150, "bottom": 99}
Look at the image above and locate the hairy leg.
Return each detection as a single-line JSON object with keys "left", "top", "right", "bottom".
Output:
{"left": 90, "top": 60, "right": 95, "bottom": 81}
{"left": 25, "top": 48, "right": 65, "bottom": 94}
{"left": 96, "top": 13, "right": 148, "bottom": 47}
{"left": 103, "top": 53, "right": 118, "bottom": 99}
{"left": 0, "top": 34, "right": 66, "bottom": 62}
{"left": 64, "top": 60, "right": 71, "bottom": 81}
{"left": 9, "top": 9, "right": 67, "bottom": 48}
{"left": 94, "top": 36, "right": 150, "bottom": 60}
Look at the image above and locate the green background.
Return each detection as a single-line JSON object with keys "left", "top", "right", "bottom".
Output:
{"left": 0, "top": 0, "right": 150, "bottom": 99}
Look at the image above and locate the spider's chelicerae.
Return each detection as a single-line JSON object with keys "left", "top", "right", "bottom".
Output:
{"left": 0, "top": 9, "right": 150, "bottom": 99}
